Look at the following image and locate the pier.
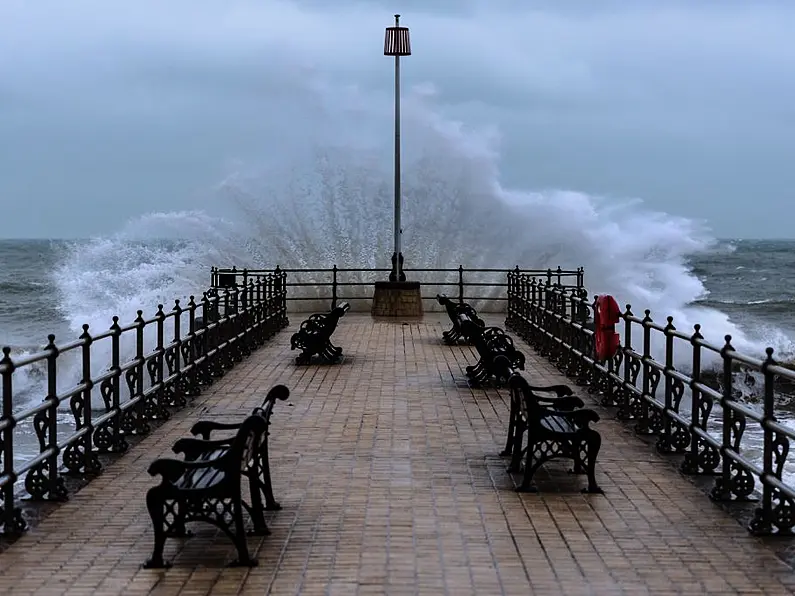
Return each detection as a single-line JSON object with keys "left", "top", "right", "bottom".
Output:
{"left": 2, "top": 268, "right": 795, "bottom": 594}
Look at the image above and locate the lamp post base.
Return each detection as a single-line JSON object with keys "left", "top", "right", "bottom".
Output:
{"left": 389, "top": 252, "right": 406, "bottom": 282}
{"left": 371, "top": 281, "right": 423, "bottom": 318}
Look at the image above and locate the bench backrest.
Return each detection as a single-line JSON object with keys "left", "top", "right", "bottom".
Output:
{"left": 473, "top": 326, "right": 511, "bottom": 356}
{"left": 228, "top": 415, "right": 268, "bottom": 472}
{"left": 458, "top": 313, "right": 486, "bottom": 343}
{"left": 251, "top": 384, "right": 290, "bottom": 428}
{"left": 508, "top": 372, "right": 546, "bottom": 421}
{"left": 440, "top": 295, "right": 484, "bottom": 329}
{"left": 316, "top": 302, "right": 349, "bottom": 337}
{"left": 436, "top": 294, "right": 459, "bottom": 322}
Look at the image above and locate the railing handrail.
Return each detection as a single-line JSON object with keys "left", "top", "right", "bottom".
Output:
{"left": 504, "top": 271, "right": 795, "bottom": 537}
{"left": 211, "top": 265, "right": 584, "bottom": 275}
{"left": 208, "top": 265, "right": 585, "bottom": 309}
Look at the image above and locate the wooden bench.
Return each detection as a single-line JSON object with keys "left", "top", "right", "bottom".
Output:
{"left": 290, "top": 302, "right": 350, "bottom": 365}
{"left": 459, "top": 314, "right": 525, "bottom": 386}
{"left": 436, "top": 294, "right": 485, "bottom": 344}
{"left": 503, "top": 369, "right": 602, "bottom": 494}
{"left": 143, "top": 414, "right": 268, "bottom": 568}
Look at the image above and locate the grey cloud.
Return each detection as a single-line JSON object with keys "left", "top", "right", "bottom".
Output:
{"left": 0, "top": 0, "right": 793, "bottom": 237}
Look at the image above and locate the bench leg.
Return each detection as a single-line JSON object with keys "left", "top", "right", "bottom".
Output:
{"left": 567, "top": 437, "right": 586, "bottom": 475}
{"left": 500, "top": 403, "right": 517, "bottom": 457}
{"left": 517, "top": 443, "right": 541, "bottom": 493}
{"left": 143, "top": 488, "right": 172, "bottom": 569}
{"left": 259, "top": 447, "right": 282, "bottom": 511}
{"left": 228, "top": 499, "right": 258, "bottom": 567}
{"left": 507, "top": 423, "right": 526, "bottom": 473}
{"left": 581, "top": 430, "right": 603, "bottom": 494}
{"left": 245, "top": 467, "right": 270, "bottom": 536}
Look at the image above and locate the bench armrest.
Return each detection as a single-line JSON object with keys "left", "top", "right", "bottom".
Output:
{"left": 530, "top": 384, "right": 573, "bottom": 397}
{"left": 148, "top": 456, "right": 226, "bottom": 482}
{"left": 539, "top": 407, "right": 599, "bottom": 425}
{"left": 190, "top": 420, "right": 242, "bottom": 439}
{"left": 173, "top": 437, "right": 233, "bottom": 457}
{"left": 537, "top": 395, "right": 584, "bottom": 411}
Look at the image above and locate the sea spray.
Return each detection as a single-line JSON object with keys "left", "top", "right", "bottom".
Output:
{"left": 23, "top": 84, "right": 790, "bottom": 403}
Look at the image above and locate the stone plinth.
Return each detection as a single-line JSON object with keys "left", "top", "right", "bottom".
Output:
{"left": 371, "top": 281, "right": 424, "bottom": 317}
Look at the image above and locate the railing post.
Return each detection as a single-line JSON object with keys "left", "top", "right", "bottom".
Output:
{"left": 590, "top": 294, "right": 599, "bottom": 389}
{"left": 458, "top": 265, "right": 464, "bottom": 304}
{"left": 505, "top": 269, "right": 515, "bottom": 328}
{"left": 280, "top": 268, "right": 289, "bottom": 326}
{"left": 184, "top": 296, "right": 199, "bottom": 395}
{"left": 154, "top": 305, "right": 167, "bottom": 413}
{"left": 268, "top": 274, "right": 276, "bottom": 328}
{"left": 45, "top": 335, "right": 64, "bottom": 495}
{"left": 133, "top": 311, "right": 149, "bottom": 424}
{"left": 332, "top": 265, "right": 338, "bottom": 309}
{"left": 172, "top": 300, "right": 184, "bottom": 405}
{"left": 108, "top": 318, "right": 124, "bottom": 450}
{"left": 202, "top": 292, "right": 214, "bottom": 367}
{"left": 712, "top": 335, "right": 736, "bottom": 501}
{"left": 618, "top": 305, "right": 634, "bottom": 420}
{"left": 637, "top": 311, "right": 653, "bottom": 434}
{"left": 750, "top": 347, "right": 776, "bottom": 535}
{"left": 187, "top": 295, "right": 197, "bottom": 363}
{"left": 0, "top": 347, "right": 26, "bottom": 534}
{"left": 555, "top": 265, "right": 562, "bottom": 286}
{"left": 80, "top": 325, "right": 99, "bottom": 474}
{"left": 659, "top": 317, "right": 676, "bottom": 452}
{"left": 682, "top": 324, "right": 711, "bottom": 475}
{"left": 603, "top": 304, "right": 615, "bottom": 402}
{"left": 222, "top": 289, "right": 231, "bottom": 350}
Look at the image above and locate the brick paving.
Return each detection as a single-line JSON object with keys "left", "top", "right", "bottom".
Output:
{"left": 0, "top": 314, "right": 794, "bottom": 595}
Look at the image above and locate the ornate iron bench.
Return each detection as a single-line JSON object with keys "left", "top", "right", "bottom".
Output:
{"left": 290, "top": 302, "right": 350, "bottom": 364}
{"left": 436, "top": 294, "right": 485, "bottom": 344}
{"left": 493, "top": 356, "right": 586, "bottom": 460}
{"left": 503, "top": 369, "right": 602, "bottom": 494}
{"left": 459, "top": 314, "right": 525, "bottom": 386}
{"left": 172, "top": 384, "right": 289, "bottom": 531}
{"left": 143, "top": 413, "right": 270, "bottom": 569}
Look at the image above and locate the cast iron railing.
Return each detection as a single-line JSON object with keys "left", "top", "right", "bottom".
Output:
{"left": 505, "top": 271, "right": 795, "bottom": 536}
{"left": 210, "top": 265, "right": 584, "bottom": 308}
{"left": 0, "top": 271, "right": 288, "bottom": 536}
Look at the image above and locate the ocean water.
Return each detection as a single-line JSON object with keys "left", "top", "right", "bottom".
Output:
{"left": 1, "top": 236, "right": 794, "bottom": 397}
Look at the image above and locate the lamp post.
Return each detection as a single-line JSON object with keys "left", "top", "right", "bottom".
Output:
{"left": 384, "top": 14, "right": 411, "bottom": 282}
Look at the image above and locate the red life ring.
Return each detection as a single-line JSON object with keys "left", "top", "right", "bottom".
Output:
{"left": 594, "top": 294, "right": 621, "bottom": 362}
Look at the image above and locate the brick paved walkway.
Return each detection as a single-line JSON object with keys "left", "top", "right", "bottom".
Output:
{"left": 0, "top": 314, "right": 793, "bottom": 595}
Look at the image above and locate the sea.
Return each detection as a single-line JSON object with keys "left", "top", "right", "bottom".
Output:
{"left": 1, "top": 234, "right": 795, "bottom": 484}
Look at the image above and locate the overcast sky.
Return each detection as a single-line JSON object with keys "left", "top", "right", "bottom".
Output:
{"left": 0, "top": 0, "right": 793, "bottom": 239}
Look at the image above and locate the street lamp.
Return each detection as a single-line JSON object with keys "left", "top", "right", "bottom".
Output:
{"left": 384, "top": 14, "right": 411, "bottom": 282}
